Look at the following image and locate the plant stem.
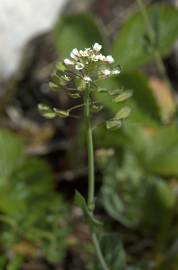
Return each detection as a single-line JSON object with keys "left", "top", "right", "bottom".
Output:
{"left": 92, "top": 233, "right": 110, "bottom": 270}
{"left": 84, "top": 88, "right": 110, "bottom": 270}
{"left": 84, "top": 90, "right": 95, "bottom": 212}
{"left": 136, "top": 0, "right": 173, "bottom": 91}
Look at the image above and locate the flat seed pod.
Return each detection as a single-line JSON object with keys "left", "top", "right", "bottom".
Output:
{"left": 68, "top": 93, "right": 80, "bottom": 99}
{"left": 91, "top": 104, "right": 103, "bottom": 113}
{"left": 115, "top": 106, "right": 131, "bottom": 120}
{"left": 49, "top": 82, "right": 58, "bottom": 90}
{"left": 106, "top": 119, "right": 122, "bottom": 130}
{"left": 38, "top": 104, "right": 56, "bottom": 119}
{"left": 109, "top": 89, "right": 123, "bottom": 96}
{"left": 53, "top": 108, "right": 69, "bottom": 118}
{"left": 112, "top": 90, "right": 132, "bottom": 103}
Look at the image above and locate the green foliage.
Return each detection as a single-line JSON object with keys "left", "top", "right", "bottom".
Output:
{"left": 37, "top": 4, "right": 178, "bottom": 269}
{"left": 54, "top": 13, "right": 106, "bottom": 58}
{"left": 112, "top": 4, "right": 178, "bottom": 70}
{"left": 101, "top": 152, "right": 177, "bottom": 229}
{"left": 0, "top": 130, "right": 23, "bottom": 180}
{"left": 93, "top": 233, "right": 126, "bottom": 270}
{"left": 0, "top": 130, "right": 70, "bottom": 264}
{"left": 7, "top": 255, "right": 23, "bottom": 270}
{"left": 97, "top": 72, "right": 160, "bottom": 121}
{"left": 124, "top": 125, "right": 178, "bottom": 177}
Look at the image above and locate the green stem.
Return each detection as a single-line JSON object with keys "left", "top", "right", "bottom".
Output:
{"left": 84, "top": 87, "right": 110, "bottom": 270}
{"left": 84, "top": 90, "right": 95, "bottom": 213}
{"left": 92, "top": 233, "right": 110, "bottom": 270}
{"left": 136, "top": 0, "right": 173, "bottom": 91}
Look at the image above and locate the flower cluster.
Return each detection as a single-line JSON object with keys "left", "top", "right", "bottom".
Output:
{"left": 38, "top": 43, "right": 131, "bottom": 127}
{"left": 62, "top": 43, "right": 120, "bottom": 84}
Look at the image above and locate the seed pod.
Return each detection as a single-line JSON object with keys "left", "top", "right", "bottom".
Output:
{"left": 38, "top": 104, "right": 56, "bottom": 119}
{"left": 53, "top": 108, "right": 69, "bottom": 118}
{"left": 106, "top": 119, "right": 122, "bottom": 130}
{"left": 112, "top": 90, "right": 132, "bottom": 103}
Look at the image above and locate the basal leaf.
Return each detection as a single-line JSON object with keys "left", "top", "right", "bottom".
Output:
{"left": 54, "top": 13, "right": 107, "bottom": 58}
{"left": 112, "top": 4, "right": 178, "bottom": 70}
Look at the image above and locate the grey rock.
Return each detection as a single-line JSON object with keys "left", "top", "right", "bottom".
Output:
{"left": 0, "top": 0, "right": 67, "bottom": 79}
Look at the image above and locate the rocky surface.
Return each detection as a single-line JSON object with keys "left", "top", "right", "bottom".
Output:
{"left": 0, "top": 0, "right": 67, "bottom": 79}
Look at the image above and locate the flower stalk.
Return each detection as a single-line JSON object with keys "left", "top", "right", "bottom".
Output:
{"left": 38, "top": 42, "right": 131, "bottom": 270}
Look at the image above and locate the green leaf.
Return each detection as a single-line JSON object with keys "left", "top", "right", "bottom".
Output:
{"left": 106, "top": 119, "right": 122, "bottom": 130}
{"left": 0, "top": 130, "right": 23, "bottom": 180}
{"left": 38, "top": 104, "right": 56, "bottom": 119}
{"left": 98, "top": 72, "right": 160, "bottom": 121}
{"left": 74, "top": 191, "right": 102, "bottom": 229}
{"left": 112, "top": 4, "right": 178, "bottom": 70}
{"left": 54, "top": 13, "right": 106, "bottom": 58}
{"left": 7, "top": 255, "right": 23, "bottom": 270}
{"left": 94, "top": 233, "right": 126, "bottom": 270}
{"left": 124, "top": 125, "right": 178, "bottom": 176}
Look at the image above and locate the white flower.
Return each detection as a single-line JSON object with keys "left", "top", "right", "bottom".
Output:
{"left": 64, "top": 58, "right": 74, "bottom": 65}
{"left": 70, "top": 48, "right": 79, "bottom": 59}
{"left": 83, "top": 76, "right": 92, "bottom": 82}
{"left": 112, "top": 69, "right": 120, "bottom": 75}
{"left": 75, "top": 62, "right": 84, "bottom": 70}
{"left": 93, "top": 43, "right": 102, "bottom": 51}
{"left": 102, "top": 69, "right": 111, "bottom": 76}
{"left": 79, "top": 50, "right": 88, "bottom": 57}
{"left": 106, "top": 55, "right": 114, "bottom": 63}
{"left": 72, "top": 48, "right": 79, "bottom": 56}
{"left": 95, "top": 54, "right": 106, "bottom": 61}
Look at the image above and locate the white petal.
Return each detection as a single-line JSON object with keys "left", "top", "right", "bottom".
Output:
{"left": 96, "top": 54, "right": 105, "bottom": 61}
{"left": 72, "top": 48, "right": 79, "bottom": 55}
{"left": 93, "top": 43, "right": 102, "bottom": 51}
{"left": 102, "top": 69, "right": 111, "bottom": 75}
{"left": 64, "top": 58, "right": 73, "bottom": 65}
{"left": 112, "top": 69, "right": 120, "bottom": 75}
{"left": 83, "top": 76, "right": 92, "bottom": 82}
{"left": 106, "top": 55, "right": 114, "bottom": 63}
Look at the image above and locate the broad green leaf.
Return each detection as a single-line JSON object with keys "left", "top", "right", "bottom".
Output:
{"left": 0, "top": 159, "right": 53, "bottom": 216}
{"left": 97, "top": 72, "right": 160, "bottom": 121}
{"left": 125, "top": 125, "right": 178, "bottom": 176}
{"left": 112, "top": 4, "right": 178, "bottom": 71}
{"left": 94, "top": 233, "right": 126, "bottom": 270}
{"left": 101, "top": 154, "right": 177, "bottom": 229}
{"left": 0, "top": 130, "right": 23, "bottom": 180}
{"left": 54, "top": 13, "right": 106, "bottom": 58}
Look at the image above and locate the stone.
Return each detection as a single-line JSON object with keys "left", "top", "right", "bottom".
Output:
{"left": 0, "top": 0, "right": 67, "bottom": 79}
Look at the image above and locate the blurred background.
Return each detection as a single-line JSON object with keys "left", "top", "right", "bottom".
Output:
{"left": 0, "top": 0, "right": 178, "bottom": 269}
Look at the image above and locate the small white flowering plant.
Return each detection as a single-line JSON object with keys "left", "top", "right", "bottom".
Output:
{"left": 38, "top": 43, "right": 132, "bottom": 270}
